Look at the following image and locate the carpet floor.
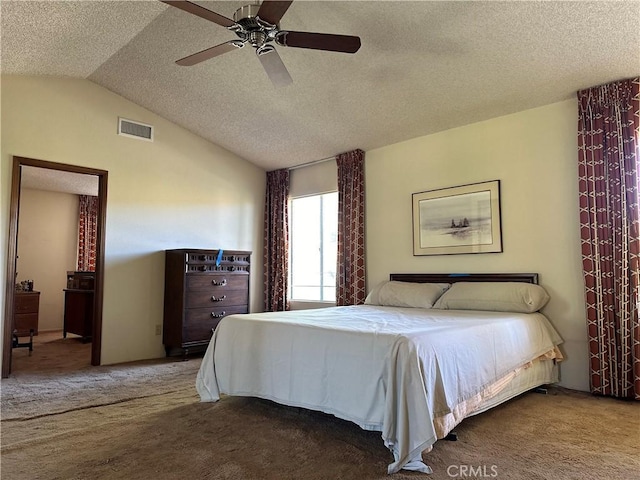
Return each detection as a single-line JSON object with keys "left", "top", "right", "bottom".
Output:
{"left": 1, "top": 337, "right": 639, "bottom": 480}
{"left": 2, "top": 332, "right": 199, "bottom": 421}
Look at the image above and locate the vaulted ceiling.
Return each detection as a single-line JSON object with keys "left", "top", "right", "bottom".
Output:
{"left": 2, "top": 1, "right": 639, "bottom": 171}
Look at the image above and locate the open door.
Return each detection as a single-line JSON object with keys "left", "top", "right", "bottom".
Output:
{"left": 2, "top": 156, "right": 108, "bottom": 377}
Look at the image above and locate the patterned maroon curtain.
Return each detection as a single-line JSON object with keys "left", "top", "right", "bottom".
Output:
{"left": 263, "top": 169, "right": 290, "bottom": 312}
{"left": 77, "top": 195, "right": 98, "bottom": 272}
{"left": 577, "top": 77, "right": 640, "bottom": 399}
{"left": 336, "top": 149, "right": 366, "bottom": 306}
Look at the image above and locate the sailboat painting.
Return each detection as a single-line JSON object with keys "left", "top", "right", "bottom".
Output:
{"left": 412, "top": 180, "right": 502, "bottom": 255}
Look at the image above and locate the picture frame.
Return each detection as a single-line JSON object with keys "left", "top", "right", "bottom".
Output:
{"left": 412, "top": 180, "right": 502, "bottom": 256}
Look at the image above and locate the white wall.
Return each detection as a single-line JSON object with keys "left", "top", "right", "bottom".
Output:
{"left": 365, "top": 99, "right": 589, "bottom": 391}
{"left": 16, "top": 188, "right": 78, "bottom": 332}
{"left": 1, "top": 75, "right": 265, "bottom": 365}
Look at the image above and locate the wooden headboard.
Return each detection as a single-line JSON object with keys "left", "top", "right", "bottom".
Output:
{"left": 389, "top": 273, "right": 539, "bottom": 284}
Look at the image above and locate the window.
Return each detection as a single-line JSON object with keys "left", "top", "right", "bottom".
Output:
{"left": 289, "top": 192, "right": 338, "bottom": 302}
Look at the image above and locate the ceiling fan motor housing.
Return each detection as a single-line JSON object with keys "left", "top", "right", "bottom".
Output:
{"left": 232, "top": 4, "right": 279, "bottom": 48}
{"left": 233, "top": 4, "right": 261, "bottom": 24}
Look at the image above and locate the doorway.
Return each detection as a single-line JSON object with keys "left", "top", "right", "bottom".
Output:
{"left": 2, "top": 156, "right": 108, "bottom": 378}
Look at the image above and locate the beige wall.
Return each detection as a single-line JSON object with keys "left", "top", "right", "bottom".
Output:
{"left": 17, "top": 188, "right": 78, "bottom": 332}
{"left": 1, "top": 75, "right": 265, "bottom": 365}
{"left": 366, "top": 99, "right": 589, "bottom": 391}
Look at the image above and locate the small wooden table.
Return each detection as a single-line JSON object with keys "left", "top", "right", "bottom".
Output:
{"left": 63, "top": 289, "right": 94, "bottom": 342}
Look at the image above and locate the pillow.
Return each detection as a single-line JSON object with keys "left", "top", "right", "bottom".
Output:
{"left": 364, "top": 281, "right": 450, "bottom": 309}
{"left": 433, "top": 282, "right": 550, "bottom": 313}
{"left": 364, "top": 280, "right": 387, "bottom": 305}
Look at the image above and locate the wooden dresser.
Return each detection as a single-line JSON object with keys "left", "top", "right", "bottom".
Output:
{"left": 163, "top": 249, "right": 251, "bottom": 357}
{"left": 14, "top": 291, "right": 40, "bottom": 336}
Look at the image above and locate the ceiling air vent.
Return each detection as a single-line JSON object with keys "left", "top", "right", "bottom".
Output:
{"left": 118, "top": 117, "right": 154, "bottom": 142}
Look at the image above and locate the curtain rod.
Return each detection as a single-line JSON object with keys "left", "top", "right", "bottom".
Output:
{"left": 288, "top": 155, "right": 336, "bottom": 171}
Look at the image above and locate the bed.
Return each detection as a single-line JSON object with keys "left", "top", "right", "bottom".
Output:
{"left": 196, "top": 273, "right": 563, "bottom": 474}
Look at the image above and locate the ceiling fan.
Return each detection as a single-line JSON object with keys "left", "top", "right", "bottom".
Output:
{"left": 161, "top": 0, "right": 361, "bottom": 87}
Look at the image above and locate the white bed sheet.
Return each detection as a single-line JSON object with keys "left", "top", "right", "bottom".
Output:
{"left": 196, "top": 305, "right": 562, "bottom": 473}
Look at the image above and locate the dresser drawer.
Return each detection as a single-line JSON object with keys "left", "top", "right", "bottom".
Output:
{"left": 186, "top": 252, "right": 218, "bottom": 264}
{"left": 15, "top": 294, "right": 39, "bottom": 313}
{"left": 186, "top": 274, "right": 248, "bottom": 291}
{"left": 186, "top": 252, "right": 251, "bottom": 265}
{"left": 185, "top": 289, "right": 248, "bottom": 308}
{"left": 14, "top": 313, "right": 39, "bottom": 336}
{"left": 186, "top": 252, "right": 251, "bottom": 274}
{"left": 186, "top": 264, "right": 250, "bottom": 273}
{"left": 183, "top": 305, "right": 248, "bottom": 343}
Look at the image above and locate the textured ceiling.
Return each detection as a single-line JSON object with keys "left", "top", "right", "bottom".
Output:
{"left": 21, "top": 166, "right": 99, "bottom": 196}
{"left": 2, "top": 1, "right": 639, "bottom": 171}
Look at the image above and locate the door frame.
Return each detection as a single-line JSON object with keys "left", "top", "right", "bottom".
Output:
{"left": 2, "top": 156, "right": 108, "bottom": 377}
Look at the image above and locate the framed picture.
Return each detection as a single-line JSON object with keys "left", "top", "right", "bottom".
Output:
{"left": 412, "top": 180, "right": 502, "bottom": 256}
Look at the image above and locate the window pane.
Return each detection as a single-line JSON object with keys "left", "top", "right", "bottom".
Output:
{"left": 290, "top": 192, "right": 338, "bottom": 302}
{"left": 323, "top": 286, "right": 336, "bottom": 302}
{"left": 292, "top": 286, "right": 321, "bottom": 301}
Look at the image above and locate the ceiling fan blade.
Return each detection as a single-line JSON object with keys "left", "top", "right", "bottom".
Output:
{"left": 256, "top": 0, "right": 293, "bottom": 25}
{"left": 276, "top": 31, "right": 361, "bottom": 54}
{"left": 176, "top": 41, "right": 244, "bottom": 66}
{"left": 257, "top": 47, "right": 293, "bottom": 87}
{"left": 161, "top": 1, "right": 237, "bottom": 28}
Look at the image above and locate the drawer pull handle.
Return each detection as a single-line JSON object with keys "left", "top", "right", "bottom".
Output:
{"left": 211, "top": 295, "right": 226, "bottom": 302}
{"left": 198, "top": 265, "right": 207, "bottom": 272}
{"left": 211, "top": 279, "right": 227, "bottom": 286}
{"left": 211, "top": 311, "right": 226, "bottom": 319}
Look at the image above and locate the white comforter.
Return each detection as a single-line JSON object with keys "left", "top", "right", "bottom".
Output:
{"left": 196, "top": 305, "right": 562, "bottom": 473}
